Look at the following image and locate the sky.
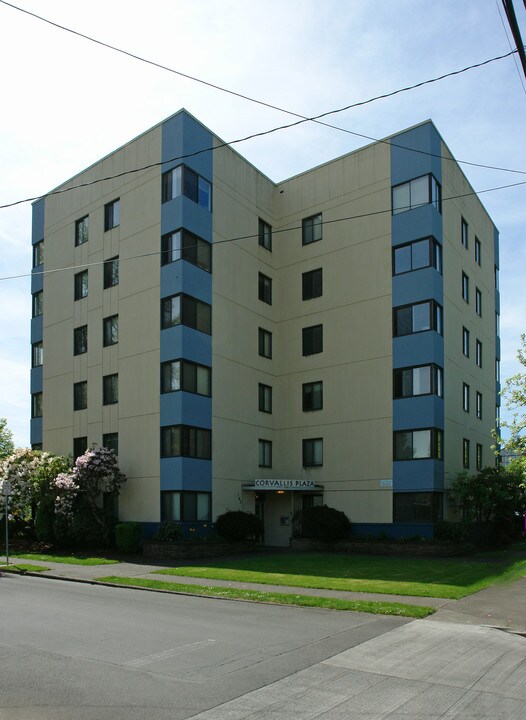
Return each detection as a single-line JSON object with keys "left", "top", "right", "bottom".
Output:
{"left": 0, "top": 0, "right": 525, "bottom": 448}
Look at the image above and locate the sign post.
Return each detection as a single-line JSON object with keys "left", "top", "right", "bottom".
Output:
{"left": 2, "top": 481, "right": 11, "bottom": 567}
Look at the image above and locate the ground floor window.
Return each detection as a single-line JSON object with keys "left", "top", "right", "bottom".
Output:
{"left": 393, "top": 492, "right": 443, "bottom": 523}
{"left": 161, "top": 491, "right": 211, "bottom": 522}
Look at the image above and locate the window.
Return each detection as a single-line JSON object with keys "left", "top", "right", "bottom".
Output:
{"left": 258, "top": 273, "right": 272, "bottom": 305}
{"left": 392, "top": 174, "right": 441, "bottom": 215}
{"left": 31, "top": 392, "right": 42, "bottom": 418}
{"left": 103, "top": 433, "right": 119, "bottom": 455}
{"left": 161, "top": 359, "right": 211, "bottom": 397}
{"left": 258, "top": 383, "right": 272, "bottom": 413}
{"left": 494, "top": 265, "right": 499, "bottom": 290}
{"left": 461, "top": 218, "right": 468, "bottom": 248}
{"left": 73, "top": 381, "right": 87, "bottom": 411}
{"left": 393, "top": 300, "right": 443, "bottom": 336}
{"left": 258, "top": 219, "right": 272, "bottom": 251}
{"left": 303, "top": 438, "right": 323, "bottom": 467}
{"left": 475, "top": 288, "right": 482, "bottom": 316}
{"left": 103, "top": 257, "right": 119, "bottom": 288}
{"left": 104, "top": 199, "right": 120, "bottom": 231}
{"left": 32, "top": 341, "right": 43, "bottom": 368}
{"left": 496, "top": 312, "right": 500, "bottom": 336}
{"left": 161, "top": 293, "right": 211, "bottom": 334}
{"left": 475, "top": 237, "right": 481, "bottom": 265}
{"left": 476, "top": 339, "right": 482, "bottom": 368}
{"left": 393, "top": 492, "right": 442, "bottom": 523}
{"left": 302, "top": 213, "right": 322, "bottom": 245}
{"left": 103, "top": 315, "right": 119, "bottom": 347}
{"left": 462, "top": 272, "right": 469, "bottom": 303}
{"left": 74, "top": 326, "right": 87, "bottom": 355}
{"left": 103, "top": 374, "right": 118, "bottom": 405}
{"left": 32, "top": 291, "right": 43, "bottom": 317}
{"left": 258, "top": 328, "right": 272, "bottom": 359}
{"left": 259, "top": 439, "right": 272, "bottom": 468}
{"left": 161, "top": 166, "right": 211, "bottom": 211}
{"left": 161, "top": 229, "right": 211, "bottom": 272}
{"left": 476, "top": 391, "right": 482, "bottom": 420}
{"left": 393, "top": 364, "right": 443, "bottom": 398}
{"left": 462, "top": 327, "right": 470, "bottom": 357}
{"left": 74, "top": 270, "right": 88, "bottom": 300}
{"left": 161, "top": 491, "right": 211, "bottom": 522}
{"left": 33, "top": 240, "right": 44, "bottom": 267}
{"left": 463, "top": 383, "right": 470, "bottom": 413}
{"left": 463, "top": 438, "right": 470, "bottom": 469}
{"left": 476, "top": 443, "right": 483, "bottom": 470}
{"left": 32, "top": 443, "right": 43, "bottom": 451}
{"left": 75, "top": 216, "right": 89, "bottom": 245}
{"left": 394, "top": 428, "right": 443, "bottom": 460}
{"left": 393, "top": 237, "right": 442, "bottom": 275}
{"left": 496, "top": 358, "right": 500, "bottom": 382}
{"left": 160, "top": 425, "right": 211, "bottom": 459}
{"left": 303, "top": 381, "right": 323, "bottom": 411}
{"left": 302, "top": 324, "right": 323, "bottom": 356}
{"left": 73, "top": 436, "right": 87, "bottom": 460}
{"left": 302, "top": 268, "right": 323, "bottom": 300}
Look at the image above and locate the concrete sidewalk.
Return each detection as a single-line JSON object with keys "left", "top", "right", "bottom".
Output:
{"left": 2, "top": 554, "right": 525, "bottom": 631}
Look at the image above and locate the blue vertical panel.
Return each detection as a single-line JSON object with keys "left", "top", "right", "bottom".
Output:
{"left": 30, "top": 199, "right": 45, "bottom": 446}
{"left": 391, "top": 123, "right": 444, "bottom": 497}
{"left": 160, "top": 112, "right": 213, "bottom": 496}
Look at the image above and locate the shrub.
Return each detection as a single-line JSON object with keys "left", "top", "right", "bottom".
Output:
{"left": 215, "top": 511, "right": 262, "bottom": 543}
{"left": 434, "top": 520, "right": 470, "bottom": 543}
{"left": 34, "top": 497, "right": 55, "bottom": 543}
{"left": 115, "top": 522, "right": 142, "bottom": 553}
{"left": 153, "top": 521, "right": 183, "bottom": 542}
{"left": 298, "top": 505, "right": 351, "bottom": 542}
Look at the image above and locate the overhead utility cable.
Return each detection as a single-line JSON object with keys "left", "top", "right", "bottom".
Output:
{"left": 1, "top": 176, "right": 525, "bottom": 283}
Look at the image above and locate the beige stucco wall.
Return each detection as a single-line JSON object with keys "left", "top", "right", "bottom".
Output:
{"left": 211, "top": 140, "right": 393, "bottom": 524}
{"left": 41, "top": 126, "right": 162, "bottom": 521}
{"left": 440, "top": 141, "right": 497, "bottom": 514}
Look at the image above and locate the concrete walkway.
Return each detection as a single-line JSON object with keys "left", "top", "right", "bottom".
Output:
{"left": 2, "top": 554, "right": 525, "bottom": 630}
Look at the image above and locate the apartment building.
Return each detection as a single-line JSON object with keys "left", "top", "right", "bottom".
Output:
{"left": 30, "top": 110, "right": 500, "bottom": 544}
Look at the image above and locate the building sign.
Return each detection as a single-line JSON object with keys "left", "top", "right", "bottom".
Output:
{"left": 254, "top": 479, "right": 317, "bottom": 491}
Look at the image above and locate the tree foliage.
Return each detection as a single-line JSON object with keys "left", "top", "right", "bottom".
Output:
{"left": 497, "top": 334, "right": 526, "bottom": 455}
{"left": 0, "top": 449, "right": 70, "bottom": 523}
{"left": 0, "top": 418, "right": 14, "bottom": 460}
{"left": 448, "top": 465, "right": 526, "bottom": 544}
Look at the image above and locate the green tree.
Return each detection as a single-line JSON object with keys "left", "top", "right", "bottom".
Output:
{"left": 0, "top": 418, "right": 14, "bottom": 459}
{"left": 448, "top": 465, "right": 526, "bottom": 544}
{"left": 497, "top": 334, "right": 526, "bottom": 455}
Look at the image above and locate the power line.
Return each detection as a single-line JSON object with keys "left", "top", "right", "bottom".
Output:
{"left": 0, "top": 2, "right": 524, "bottom": 211}
{"left": 2, "top": 65, "right": 526, "bottom": 213}
{"left": 3, "top": 177, "right": 525, "bottom": 283}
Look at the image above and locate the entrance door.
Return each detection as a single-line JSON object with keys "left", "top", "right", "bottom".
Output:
{"left": 264, "top": 492, "right": 293, "bottom": 547}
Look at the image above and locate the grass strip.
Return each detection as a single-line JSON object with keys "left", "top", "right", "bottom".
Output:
{"left": 1, "top": 564, "right": 50, "bottom": 573}
{"left": 95, "top": 576, "right": 435, "bottom": 618}
{"left": 154, "top": 553, "right": 526, "bottom": 599}
{"left": 12, "top": 553, "right": 119, "bottom": 566}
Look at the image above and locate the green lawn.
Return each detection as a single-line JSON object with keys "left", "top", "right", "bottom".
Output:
{"left": 11, "top": 553, "right": 119, "bottom": 566}
{"left": 96, "top": 576, "right": 434, "bottom": 618}
{"left": 155, "top": 552, "right": 526, "bottom": 599}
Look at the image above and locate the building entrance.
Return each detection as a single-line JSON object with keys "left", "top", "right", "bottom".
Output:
{"left": 243, "top": 480, "right": 324, "bottom": 547}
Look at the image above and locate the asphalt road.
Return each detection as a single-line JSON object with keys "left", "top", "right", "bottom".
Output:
{"left": 0, "top": 574, "right": 409, "bottom": 719}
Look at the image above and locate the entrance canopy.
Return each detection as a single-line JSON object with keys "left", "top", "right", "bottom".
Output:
{"left": 243, "top": 479, "right": 323, "bottom": 492}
